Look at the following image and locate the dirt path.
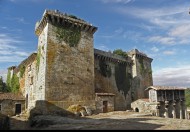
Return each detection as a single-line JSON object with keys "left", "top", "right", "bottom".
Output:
{"left": 9, "top": 115, "right": 32, "bottom": 130}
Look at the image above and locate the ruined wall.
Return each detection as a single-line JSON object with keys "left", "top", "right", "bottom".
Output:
{"left": 94, "top": 58, "right": 132, "bottom": 110}
{"left": 44, "top": 23, "right": 95, "bottom": 110}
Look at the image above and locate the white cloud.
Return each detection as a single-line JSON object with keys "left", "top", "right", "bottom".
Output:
{"left": 100, "top": 0, "right": 134, "bottom": 4}
{"left": 153, "top": 65, "right": 190, "bottom": 87}
{"left": 169, "top": 24, "right": 190, "bottom": 38}
{"left": 115, "top": 4, "right": 190, "bottom": 45}
{"left": 6, "top": 17, "right": 29, "bottom": 24}
{"left": 96, "top": 44, "right": 110, "bottom": 51}
{"left": 0, "top": 33, "right": 30, "bottom": 62}
{"left": 151, "top": 46, "right": 159, "bottom": 52}
{"left": 148, "top": 36, "right": 175, "bottom": 45}
{"left": 163, "top": 50, "right": 176, "bottom": 55}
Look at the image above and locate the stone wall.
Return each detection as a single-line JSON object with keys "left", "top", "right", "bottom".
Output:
{"left": 95, "top": 94, "right": 115, "bottom": 113}
{"left": 0, "top": 100, "right": 25, "bottom": 116}
{"left": 130, "top": 52, "right": 153, "bottom": 101}
{"left": 44, "top": 23, "right": 96, "bottom": 110}
{"left": 35, "top": 25, "right": 48, "bottom": 101}
{"left": 94, "top": 58, "right": 132, "bottom": 110}
{"left": 131, "top": 99, "right": 157, "bottom": 114}
{"left": 25, "top": 60, "right": 37, "bottom": 111}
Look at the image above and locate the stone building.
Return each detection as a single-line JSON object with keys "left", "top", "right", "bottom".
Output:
{"left": 131, "top": 86, "right": 188, "bottom": 119}
{"left": 0, "top": 92, "right": 25, "bottom": 116}
{"left": 6, "top": 9, "right": 153, "bottom": 115}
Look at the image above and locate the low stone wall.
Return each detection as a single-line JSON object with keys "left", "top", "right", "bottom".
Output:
{"left": 0, "top": 113, "right": 10, "bottom": 130}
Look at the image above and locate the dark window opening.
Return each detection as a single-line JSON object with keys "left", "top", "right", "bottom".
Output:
{"left": 135, "top": 108, "right": 139, "bottom": 112}
{"left": 15, "top": 104, "right": 22, "bottom": 115}
{"left": 103, "top": 101, "right": 108, "bottom": 113}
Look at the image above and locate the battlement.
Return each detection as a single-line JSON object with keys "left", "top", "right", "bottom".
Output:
{"left": 94, "top": 49, "right": 132, "bottom": 65}
{"left": 128, "top": 49, "right": 153, "bottom": 62}
{"left": 35, "top": 9, "right": 98, "bottom": 36}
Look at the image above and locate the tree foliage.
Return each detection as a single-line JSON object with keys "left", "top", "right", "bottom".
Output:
{"left": 185, "top": 88, "right": 190, "bottom": 107}
{"left": 0, "top": 76, "right": 6, "bottom": 92}
{"left": 113, "top": 49, "right": 128, "bottom": 58}
{"left": 6, "top": 69, "right": 20, "bottom": 93}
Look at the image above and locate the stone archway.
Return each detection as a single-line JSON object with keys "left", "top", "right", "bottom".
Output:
{"left": 135, "top": 108, "right": 139, "bottom": 112}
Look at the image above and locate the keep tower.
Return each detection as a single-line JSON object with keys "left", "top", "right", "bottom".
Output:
{"left": 35, "top": 10, "right": 98, "bottom": 110}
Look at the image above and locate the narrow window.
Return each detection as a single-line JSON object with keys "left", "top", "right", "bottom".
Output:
{"left": 0, "top": 104, "right": 1, "bottom": 111}
{"left": 30, "top": 77, "right": 34, "bottom": 85}
{"left": 28, "top": 65, "right": 32, "bottom": 72}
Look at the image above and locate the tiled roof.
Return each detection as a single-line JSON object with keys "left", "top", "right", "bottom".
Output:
{"left": 0, "top": 93, "right": 25, "bottom": 100}
{"left": 146, "top": 86, "right": 186, "bottom": 91}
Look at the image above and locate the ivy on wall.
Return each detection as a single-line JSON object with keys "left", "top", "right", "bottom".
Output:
{"left": 99, "top": 60, "right": 111, "bottom": 78}
{"left": 115, "top": 64, "right": 132, "bottom": 98}
{"left": 20, "top": 65, "right": 25, "bottom": 78}
{"left": 139, "top": 57, "right": 145, "bottom": 75}
{"left": 55, "top": 24, "right": 81, "bottom": 47}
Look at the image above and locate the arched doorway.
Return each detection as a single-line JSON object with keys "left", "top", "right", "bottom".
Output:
{"left": 135, "top": 108, "right": 139, "bottom": 112}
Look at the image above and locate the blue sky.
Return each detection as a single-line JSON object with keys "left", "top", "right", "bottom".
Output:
{"left": 0, "top": 0, "right": 190, "bottom": 87}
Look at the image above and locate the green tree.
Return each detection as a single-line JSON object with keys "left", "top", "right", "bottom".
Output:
{"left": 113, "top": 49, "right": 128, "bottom": 58}
{"left": 0, "top": 76, "right": 4, "bottom": 92}
{"left": 0, "top": 76, "right": 7, "bottom": 92}
{"left": 5, "top": 69, "right": 20, "bottom": 93}
{"left": 185, "top": 88, "right": 190, "bottom": 107}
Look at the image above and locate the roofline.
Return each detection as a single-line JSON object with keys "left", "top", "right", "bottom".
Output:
{"left": 145, "top": 86, "right": 187, "bottom": 91}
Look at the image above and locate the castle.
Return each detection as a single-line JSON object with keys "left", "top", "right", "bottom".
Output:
{"left": 5, "top": 9, "right": 154, "bottom": 115}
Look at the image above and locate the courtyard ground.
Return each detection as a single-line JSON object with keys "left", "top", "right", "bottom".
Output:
{"left": 9, "top": 111, "right": 190, "bottom": 130}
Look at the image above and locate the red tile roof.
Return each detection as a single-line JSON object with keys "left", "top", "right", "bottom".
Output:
{"left": 0, "top": 93, "right": 25, "bottom": 100}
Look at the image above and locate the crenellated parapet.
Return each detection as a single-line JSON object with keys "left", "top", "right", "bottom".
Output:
{"left": 128, "top": 49, "right": 153, "bottom": 62}
{"left": 35, "top": 9, "right": 98, "bottom": 36}
{"left": 94, "top": 49, "right": 132, "bottom": 66}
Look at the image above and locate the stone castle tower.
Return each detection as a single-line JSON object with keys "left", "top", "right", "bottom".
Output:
{"left": 34, "top": 10, "right": 97, "bottom": 111}
{"left": 128, "top": 49, "right": 153, "bottom": 101}
{"left": 6, "top": 9, "right": 153, "bottom": 115}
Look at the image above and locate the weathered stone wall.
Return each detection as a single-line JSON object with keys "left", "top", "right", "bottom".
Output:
{"left": 131, "top": 99, "right": 157, "bottom": 114}
{"left": 131, "top": 55, "right": 153, "bottom": 101}
{"left": 0, "top": 100, "right": 25, "bottom": 116}
{"left": 44, "top": 23, "right": 95, "bottom": 110}
{"left": 25, "top": 60, "right": 37, "bottom": 111}
{"left": 35, "top": 25, "right": 48, "bottom": 101}
{"left": 94, "top": 58, "right": 132, "bottom": 110}
{"left": 95, "top": 94, "right": 115, "bottom": 113}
